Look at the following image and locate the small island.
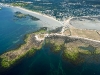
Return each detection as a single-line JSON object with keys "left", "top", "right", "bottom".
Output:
{"left": 14, "top": 11, "right": 40, "bottom": 21}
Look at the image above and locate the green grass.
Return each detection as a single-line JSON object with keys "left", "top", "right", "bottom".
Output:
{"left": 64, "top": 48, "right": 79, "bottom": 61}
{"left": 26, "top": 48, "right": 36, "bottom": 56}
{"left": 0, "top": 51, "right": 27, "bottom": 68}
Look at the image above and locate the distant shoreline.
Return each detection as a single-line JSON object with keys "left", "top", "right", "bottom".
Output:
{"left": 16, "top": 6, "right": 62, "bottom": 24}
{"left": 0, "top": 3, "right": 64, "bottom": 29}
{"left": 2, "top": 3, "right": 100, "bottom": 30}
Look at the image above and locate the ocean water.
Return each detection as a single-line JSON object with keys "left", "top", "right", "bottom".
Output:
{"left": 0, "top": 7, "right": 100, "bottom": 75}
{"left": 0, "top": 7, "right": 40, "bottom": 54}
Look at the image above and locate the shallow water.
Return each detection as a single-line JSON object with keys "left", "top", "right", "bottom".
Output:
{"left": 1, "top": 45, "right": 100, "bottom": 75}
{"left": 0, "top": 7, "right": 40, "bottom": 54}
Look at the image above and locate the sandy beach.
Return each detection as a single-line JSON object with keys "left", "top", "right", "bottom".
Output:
{"left": 16, "top": 7, "right": 61, "bottom": 23}
{"left": 9, "top": 6, "right": 64, "bottom": 29}
{"left": 0, "top": 3, "right": 64, "bottom": 29}
{"left": 1, "top": 3, "right": 100, "bottom": 31}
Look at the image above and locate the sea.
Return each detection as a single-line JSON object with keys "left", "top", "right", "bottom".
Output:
{"left": 0, "top": 7, "right": 41, "bottom": 54}
{"left": 0, "top": 6, "right": 100, "bottom": 75}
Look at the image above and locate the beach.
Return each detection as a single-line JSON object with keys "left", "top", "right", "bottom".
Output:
{"left": 10, "top": 6, "right": 63, "bottom": 29}
{"left": 0, "top": 3, "right": 64, "bottom": 29}
{"left": 1, "top": 3, "right": 100, "bottom": 31}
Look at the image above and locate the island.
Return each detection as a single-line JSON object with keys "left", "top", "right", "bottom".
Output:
{"left": 14, "top": 11, "right": 40, "bottom": 21}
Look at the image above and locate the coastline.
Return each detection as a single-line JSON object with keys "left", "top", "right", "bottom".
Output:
{"left": 0, "top": 3, "right": 64, "bottom": 69}
{"left": 1, "top": 3, "right": 100, "bottom": 70}
{"left": 15, "top": 6, "right": 63, "bottom": 25}
{"left": 1, "top": 19, "right": 100, "bottom": 69}
{"left": 0, "top": 3, "right": 64, "bottom": 29}
{"left": 0, "top": 27, "right": 46, "bottom": 69}
{"left": 10, "top": 5, "right": 64, "bottom": 29}
{"left": 1, "top": 3, "right": 100, "bottom": 30}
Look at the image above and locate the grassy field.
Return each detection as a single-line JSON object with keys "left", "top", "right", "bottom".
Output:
{"left": 64, "top": 27, "right": 100, "bottom": 41}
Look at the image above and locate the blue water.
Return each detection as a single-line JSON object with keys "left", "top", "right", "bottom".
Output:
{"left": 0, "top": 7, "right": 100, "bottom": 75}
{"left": 0, "top": 7, "right": 40, "bottom": 54}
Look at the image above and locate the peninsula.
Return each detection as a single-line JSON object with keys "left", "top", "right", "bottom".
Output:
{"left": 1, "top": 22, "right": 100, "bottom": 69}
{"left": 0, "top": 27, "right": 47, "bottom": 68}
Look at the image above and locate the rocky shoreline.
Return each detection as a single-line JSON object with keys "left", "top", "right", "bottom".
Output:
{"left": 1, "top": 26, "right": 100, "bottom": 71}
{"left": 0, "top": 27, "right": 47, "bottom": 69}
